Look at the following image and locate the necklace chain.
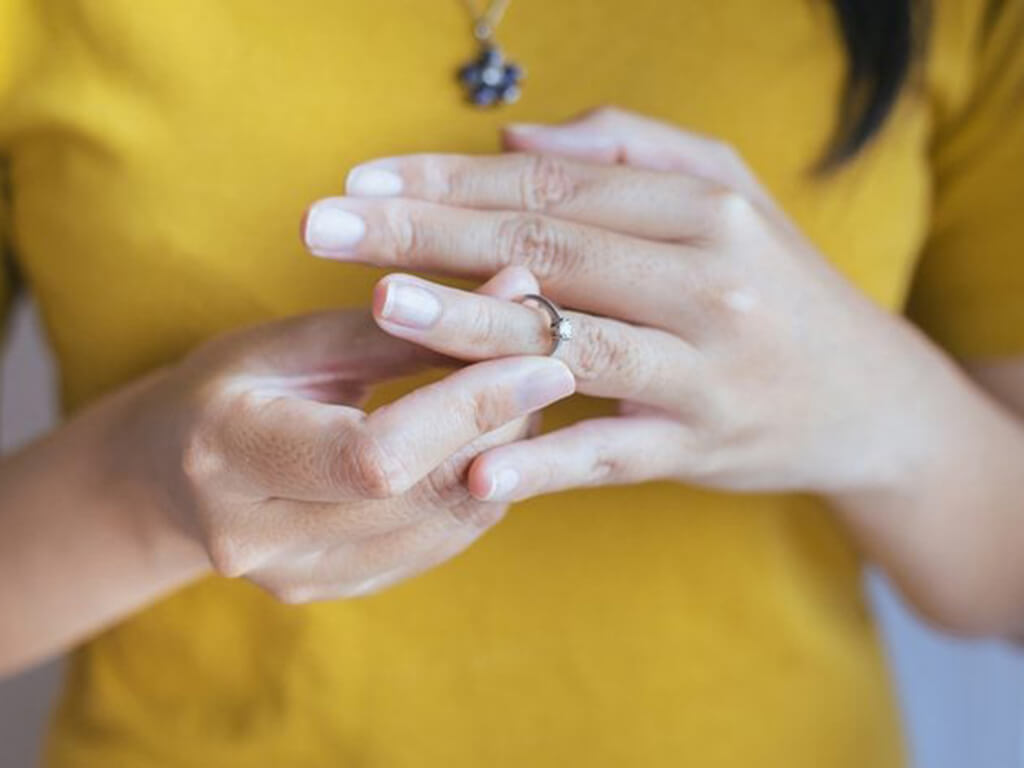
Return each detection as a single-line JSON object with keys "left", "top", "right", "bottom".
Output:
{"left": 461, "top": 0, "right": 512, "bottom": 42}
{"left": 456, "top": 0, "right": 521, "bottom": 107}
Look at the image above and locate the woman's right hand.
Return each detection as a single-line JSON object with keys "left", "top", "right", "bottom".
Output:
{"left": 116, "top": 267, "right": 574, "bottom": 604}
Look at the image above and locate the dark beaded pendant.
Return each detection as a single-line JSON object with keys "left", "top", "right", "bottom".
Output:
{"left": 457, "top": 44, "right": 524, "bottom": 107}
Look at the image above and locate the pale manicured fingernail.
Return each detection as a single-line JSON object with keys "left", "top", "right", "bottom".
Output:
{"left": 379, "top": 281, "right": 442, "bottom": 329}
{"left": 346, "top": 164, "right": 403, "bottom": 197}
{"left": 304, "top": 199, "right": 366, "bottom": 256}
{"left": 516, "top": 359, "right": 575, "bottom": 412}
{"left": 505, "top": 122, "right": 545, "bottom": 135}
{"left": 507, "top": 123, "right": 616, "bottom": 151}
{"left": 484, "top": 466, "right": 520, "bottom": 501}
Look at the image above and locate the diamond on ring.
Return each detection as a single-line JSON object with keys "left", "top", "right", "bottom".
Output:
{"left": 553, "top": 316, "right": 573, "bottom": 342}
{"left": 517, "top": 292, "right": 572, "bottom": 356}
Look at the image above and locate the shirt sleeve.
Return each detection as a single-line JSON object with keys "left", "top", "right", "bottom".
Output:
{"left": 905, "top": 0, "right": 1024, "bottom": 361}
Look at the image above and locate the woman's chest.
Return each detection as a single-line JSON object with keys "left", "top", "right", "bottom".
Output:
{"left": 4, "top": 0, "right": 933, "bottom": 408}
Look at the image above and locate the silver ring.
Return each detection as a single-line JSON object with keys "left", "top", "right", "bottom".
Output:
{"left": 518, "top": 293, "right": 573, "bottom": 355}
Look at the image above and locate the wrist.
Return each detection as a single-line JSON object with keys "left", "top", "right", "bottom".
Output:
{"left": 818, "top": 332, "right": 1024, "bottom": 635}
{"left": 813, "top": 316, "right": 962, "bottom": 507}
{"left": 86, "top": 367, "right": 211, "bottom": 580}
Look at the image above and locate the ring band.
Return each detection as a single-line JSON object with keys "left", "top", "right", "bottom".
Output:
{"left": 518, "top": 293, "right": 573, "bottom": 355}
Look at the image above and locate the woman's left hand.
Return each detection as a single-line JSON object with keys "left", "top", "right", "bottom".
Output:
{"left": 302, "top": 107, "right": 946, "bottom": 505}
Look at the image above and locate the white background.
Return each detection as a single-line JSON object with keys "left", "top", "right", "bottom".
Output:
{"left": 1, "top": 296, "right": 1022, "bottom": 767}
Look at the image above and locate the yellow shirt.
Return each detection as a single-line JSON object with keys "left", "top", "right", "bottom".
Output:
{"left": 2, "top": 1, "right": 1023, "bottom": 766}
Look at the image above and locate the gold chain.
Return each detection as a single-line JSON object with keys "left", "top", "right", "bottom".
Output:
{"left": 461, "top": 0, "right": 513, "bottom": 42}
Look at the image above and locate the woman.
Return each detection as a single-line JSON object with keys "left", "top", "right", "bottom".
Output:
{"left": 1, "top": 0, "right": 1023, "bottom": 765}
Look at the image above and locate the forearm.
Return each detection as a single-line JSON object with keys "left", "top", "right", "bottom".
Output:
{"left": 829, "top": 343, "right": 1024, "bottom": 638}
{"left": 0, "top": 373, "right": 208, "bottom": 677}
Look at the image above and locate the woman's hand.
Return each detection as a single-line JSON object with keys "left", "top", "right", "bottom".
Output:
{"left": 119, "top": 268, "right": 574, "bottom": 603}
{"left": 302, "top": 107, "right": 1024, "bottom": 636}
{"left": 1, "top": 267, "right": 575, "bottom": 676}
{"left": 301, "top": 108, "right": 943, "bottom": 505}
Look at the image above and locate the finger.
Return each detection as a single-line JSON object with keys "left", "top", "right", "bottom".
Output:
{"left": 322, "top": 500, "right": 505, "bottom": 600}
{"left": 360, "top": 354, "right": 574, "bottom": 497}
{"left": 301, "top": 407, "right": 529, "bottom": 539}
{"left": 337, "top": 503, "right": 504, "bottom": 598}
{"left": 224, "top": 270, "right": 534, "bottom": 384}
{"left": 501, "top": 106, "right": 771, "bottom": 208}
{"left": 302, "top": 196, "right": 707, "bottom": 329}
{"left": 465, "top": 416, "right": 692, "bottom": 502}
{"left": 250, "top": 499, "right": 504, "bottom": 603}
{"left": 371, "top": 273, "right": 697, "bottom": 408}
{"left": 343, "top": 152, "right": 730, "bottom": 242}
{"left": 231, "top": 354, "right": 573, "bottom": 502}
{"left": 204, "top": 416, "right": 530, "bottom": 578}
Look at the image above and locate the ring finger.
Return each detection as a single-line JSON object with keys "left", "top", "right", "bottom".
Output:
{"left": 372, "top": 269, "right": 697, "bottom": 409}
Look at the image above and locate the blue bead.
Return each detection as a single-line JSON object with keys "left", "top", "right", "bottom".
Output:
{"left": 500, "top": 71, "right": 520, "bottom": 90}
{"left": 472, "top": 85, "right": 499, "bottom": 106}
{"left": 505, "top": 63, "right": 523, "bottom": 83}
{"left": 500, "top": 84, "right": 521, "bottom": 104}
{"left": 458, "top": 64, "right": 482, "bottom": 86}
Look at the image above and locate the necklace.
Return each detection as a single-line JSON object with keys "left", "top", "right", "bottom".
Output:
{"left": 456, "top": 0, "right": 523, "bottom": 107}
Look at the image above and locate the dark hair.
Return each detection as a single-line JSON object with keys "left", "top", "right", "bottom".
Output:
{"left": 824, "top": 0, "right": 927, "bottom": 169}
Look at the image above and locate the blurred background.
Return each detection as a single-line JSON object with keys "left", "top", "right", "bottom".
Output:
{"left": 1, "top": 293, "right": 1023, "bottom": 767}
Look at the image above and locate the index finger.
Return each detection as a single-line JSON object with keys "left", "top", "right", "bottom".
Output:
{"left": 237, "top": 355, "right": 574, "bottom": 503}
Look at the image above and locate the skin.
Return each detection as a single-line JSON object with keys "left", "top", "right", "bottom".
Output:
{"left": 0, "top": 269, "right": 574, "bottom": 677}
{"left": 305, "top": 107, "right": 1024, "bottom": 638}
{"left": 1, "top": 106, "right": 1021, "bottom": 677}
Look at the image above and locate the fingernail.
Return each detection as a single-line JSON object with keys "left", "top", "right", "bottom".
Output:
{"left": 507, "top": 124, "right": 616, "bottom": 151}
{"left": 484, "top": 466, "right": 520, "bottom": 501}
{"left": 505, "top": 122, "right": 546, "bottom": 135}
{"left": 304, "top": 198, "right": 366, "bottom": 256}
{"left": 379, "top": 281, "right": 442, "bottom": 329}
{"left": 346, "top": 163, "right": 403, "bottom": 197}
{"left": 516, "top": 359, "right": 575, "bottom": 412}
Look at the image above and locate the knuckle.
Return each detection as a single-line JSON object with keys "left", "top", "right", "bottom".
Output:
{"left": 180, "top": 423, "right": 224, "bottom": 490}
{"left": 572, "top": 321, "right": 649, "bottom": 391}
{"left": 382, "top": 201, "right": 423, "bottom": 262}
{"left": 496, "top": 214, "right": 581, "bottom": 281}
{"left": 462, "top": 297, "right": 500, "bottom": 348}
{"left": 423, "top": 155, "right": 457, "bottom": 201}
{"left": 520, "top": 154, "right": 577, "bottom": 212}
{"left": 345, "top": 430, "right": 412, "bottom": 499}
{"left": 466, "top": 383, "right": 516, "bottom": 434}
{"left": 587, "top": 453, "right": 628, "bottom": 486}
{"left": 439, "top": 396, "right": 503, "bottom": 455}
{"left": 693, "top": 269, "right": 750, "bottom": 331}
{"left": 703, "top": 186, "right": 757, "bottom": 239}
{"left": 180, "top": 432, "right": 215, "bottom": 485}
